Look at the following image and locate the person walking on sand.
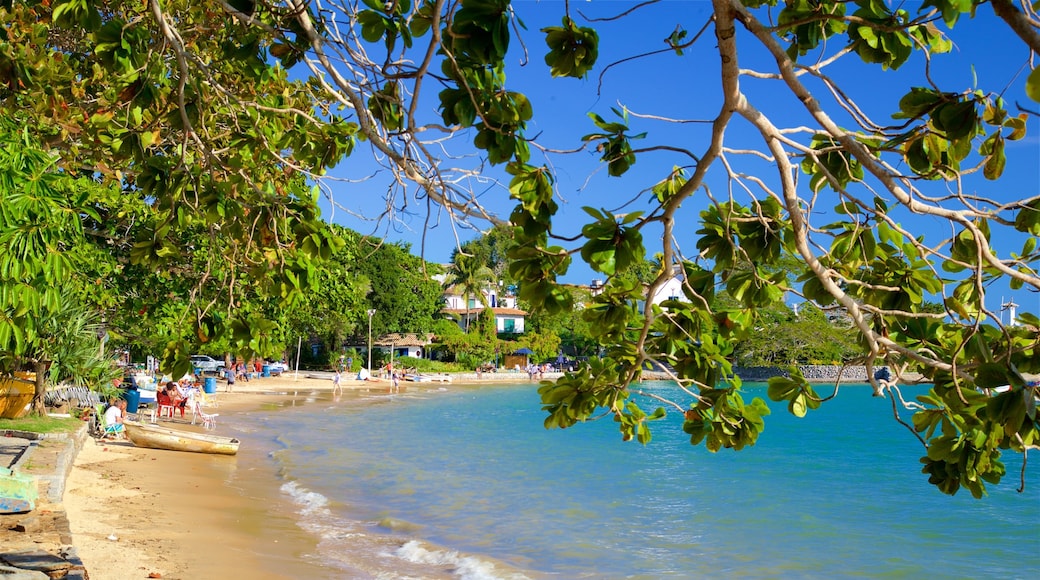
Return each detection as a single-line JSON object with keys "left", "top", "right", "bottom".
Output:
{"left": 225, "top": 365, "right": 235, "bottom": 392}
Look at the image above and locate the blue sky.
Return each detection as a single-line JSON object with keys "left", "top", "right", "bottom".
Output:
{"left": 315, "top": 1, "right": 1039, "bottom": 320}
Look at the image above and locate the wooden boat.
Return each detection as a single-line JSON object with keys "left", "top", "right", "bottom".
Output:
{"left": 0, "top": 376, "right": 35, "bottom": 419}
{"left": 123, "top": 421, "right": 240, "bottom": 455}
{"left": 136, "top": 387, "right": 157, "bottom": 405}
{"left": 403, "top": 373, "right": 453, "bottom": 383}
{"left": 0, "top": 466, "right": 36, "bottom": 514}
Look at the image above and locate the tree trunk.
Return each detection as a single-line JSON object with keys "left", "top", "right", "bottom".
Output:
{"left": 30, "top": 360, "right": 48, "bottom": 415}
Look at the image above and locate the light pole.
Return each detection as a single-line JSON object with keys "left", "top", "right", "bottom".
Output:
{"left": 367, "top": 308, "right": 376, "bottom": 370}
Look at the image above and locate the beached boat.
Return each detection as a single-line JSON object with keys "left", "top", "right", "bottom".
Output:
{"left": 123, "top": 421, "right": 240, "bottom": 455}
{"left": 403, "top": 374, "right": 453, "bottom": 383}
{"left": 136, "top": 387, "right": 157, "bottom": 405}
{"left": 0, "top": 467, "right": 36, "bottom": 514}
{"left": 0, "top": 376, "right": 35, "bottom": 419}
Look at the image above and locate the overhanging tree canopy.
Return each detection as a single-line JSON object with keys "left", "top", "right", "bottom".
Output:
{"left": 2, "top": 0, "right": 1038, "bottom": 496}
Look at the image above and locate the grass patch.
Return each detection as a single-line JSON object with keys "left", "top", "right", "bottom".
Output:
{"left": 0, "top": 414, "right": 83, "bottom": 434}
{"left": 392, "top": 357, "right": 463, "bottom": 373}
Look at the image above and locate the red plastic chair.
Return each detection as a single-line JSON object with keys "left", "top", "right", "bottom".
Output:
{"left": 156, "top": 392, "right": 177, "bottom": 421}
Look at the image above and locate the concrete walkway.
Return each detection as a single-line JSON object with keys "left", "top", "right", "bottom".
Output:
{"left": 1, "top": 434, "right": 33, "bottom": 471}
{"left": 1, "top": 427, "right": 88, "bottom": 579}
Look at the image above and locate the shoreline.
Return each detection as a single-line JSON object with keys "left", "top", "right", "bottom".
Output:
{"left": 4, "top": 368, "right": 928, "bottom": 578}
{"left": 63, "top": 375, "right": 362, "bottom": 579}
{"left": 60, "top": 373, "right": 529, "bottom": 579}
{"left": 58, "top": 372, "right": 567, "bottom": 579}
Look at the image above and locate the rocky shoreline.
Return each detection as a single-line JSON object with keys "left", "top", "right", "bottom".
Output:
{"left": 450, "top": 364, "right": 900, "bottom": 384}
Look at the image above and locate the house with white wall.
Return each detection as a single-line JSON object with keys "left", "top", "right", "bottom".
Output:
{"left": 442, "top": 281, "right": 526, "bottom": 334}
{"left": 586, "top": 273, "right": 688, "bottom": 313}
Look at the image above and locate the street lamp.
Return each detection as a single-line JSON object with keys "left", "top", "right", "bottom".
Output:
{"left": 367, "top": 308, "right": 376, "bottom": 370}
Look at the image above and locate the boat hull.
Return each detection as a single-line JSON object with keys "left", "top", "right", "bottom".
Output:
{"left": 403, "top": 374, "right": 453, "bottom": 383}
{"left": 0, "top": 467, "right": 36, "bottom": 514}
{"left": 0, "top": 377, "right": 35, "bottom": 419}
{"left": 123, "top": 421, "right": 240, "bottom": 455}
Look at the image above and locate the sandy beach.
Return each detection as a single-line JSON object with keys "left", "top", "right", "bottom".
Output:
{"left": 62, "top": 373, "right": 398, "bottom": 579}
{"left": 44, "top": 366, "right": 890, "bottom": 578}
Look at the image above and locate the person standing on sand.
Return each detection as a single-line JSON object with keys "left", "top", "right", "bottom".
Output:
{"left": 225, "top": 366, "right": 235, "bottom": 392}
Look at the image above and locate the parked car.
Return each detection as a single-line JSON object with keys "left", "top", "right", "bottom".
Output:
{"left": 266, "top": 361, "right": 289, "bottom": 375}
{"left": 190, "top": 355, "right": 225, "bottom": 373}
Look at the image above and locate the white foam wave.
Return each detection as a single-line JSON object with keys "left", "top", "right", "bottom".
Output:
{"left": 281, "top": 480, "right": 331, "bottom": 517}
{"left": 395, "top": 540, "right": 531, "bottom": 580}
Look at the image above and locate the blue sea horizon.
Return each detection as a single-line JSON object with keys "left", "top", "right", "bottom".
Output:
{"left": 229, "top": 382, "right": 1040, "bottom": 579}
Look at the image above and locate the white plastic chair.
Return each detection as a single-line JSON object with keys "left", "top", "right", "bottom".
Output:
{"left": 191, "top": 401, "right": 219, "bottom": 429}
{"left": 196, "top": 390, "right": 219, "bottom": 408}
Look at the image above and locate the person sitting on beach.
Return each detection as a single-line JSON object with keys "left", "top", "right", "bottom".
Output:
{"left": 163, "top": 382, "right": 188, "bottom": 417}
{"left": 357, "top": 367, "right": 371, "bottom": 381}
{"left": 179, "top": 379, "right": 201, "bottom": 409}
{"left": 103, "top": 398, "right": 127, "bottom": 438}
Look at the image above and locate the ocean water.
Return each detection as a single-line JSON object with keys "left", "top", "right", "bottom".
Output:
{"left": 226, "top": 382, "right": 1040, "bottom": 579}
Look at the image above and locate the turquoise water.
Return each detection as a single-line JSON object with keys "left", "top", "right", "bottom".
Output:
{"left": 228, "top": 382, "right": 1039, "bottom": 579}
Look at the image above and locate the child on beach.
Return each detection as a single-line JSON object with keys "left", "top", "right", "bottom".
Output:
{"left": 103, "top": 398, "right": 126, "bottom": 438}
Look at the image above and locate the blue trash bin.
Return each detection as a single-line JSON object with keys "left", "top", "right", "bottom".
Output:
{"left": 122, "top": 388, "right": 141, "bottom": 414}
{"left": 262, "top": 365, "right": 271, "bottom": 378}
{"left": 204, "top": 377, "right": 217, "bottom": 394}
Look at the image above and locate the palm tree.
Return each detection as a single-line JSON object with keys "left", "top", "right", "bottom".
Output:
{"left": 444, "top": 252, "right": 495, "bottom": 332}
{"left": 20, "top": 292, "right": 120, "bottom": 414}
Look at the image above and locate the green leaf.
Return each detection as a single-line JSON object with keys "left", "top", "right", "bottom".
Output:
{"left": 789, "top": 394, "right": 807, "bottom": 417}
{"left": 1014, "top": 199, "right": 1040, "bottom": 235}
{"left": 1026, "top": 66, "right": 1040, "bottom": 103}
{"left": 358, "top": 11, "right": 389, "bottom": 43}
{"left": 542, "top": 17, "right": 599, "bottom": 79}
{"left": 767, "top": 376, "right": 799, "bottom": 401}
{"left": 982, "top": 135, "right": 1005, "bottom": 180}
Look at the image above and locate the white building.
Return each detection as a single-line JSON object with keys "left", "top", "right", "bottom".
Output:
{"left": 442, "top": 283, "right": 526, "bottom": 334}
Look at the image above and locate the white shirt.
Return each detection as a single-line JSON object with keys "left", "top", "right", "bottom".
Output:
{"left": 104, "top": 404, "right": 123, "bottom": 427}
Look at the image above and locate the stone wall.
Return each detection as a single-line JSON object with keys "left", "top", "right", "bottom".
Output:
{"left": 734, "top": 365, "right": 871, "bottom": 382}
